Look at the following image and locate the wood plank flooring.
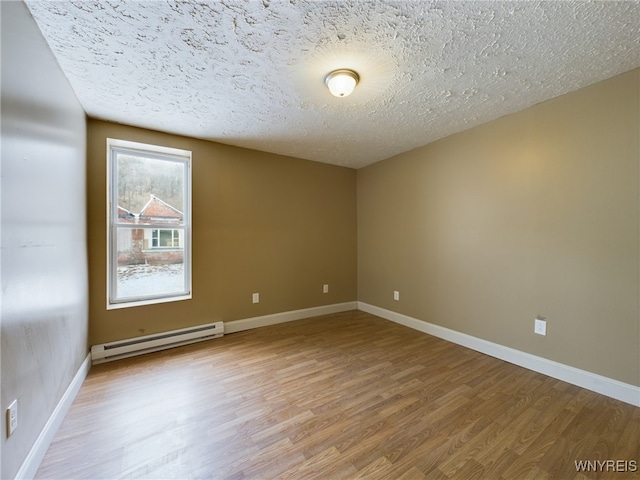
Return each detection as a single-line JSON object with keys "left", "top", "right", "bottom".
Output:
{"left": 35, "top": 311, "right": 639, "bottom": 479}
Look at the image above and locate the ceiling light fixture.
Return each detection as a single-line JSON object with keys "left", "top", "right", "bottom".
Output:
{"left": 325, "top": 69, "right": 359, "bottom": 97}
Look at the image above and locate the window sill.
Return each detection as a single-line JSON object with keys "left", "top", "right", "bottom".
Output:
{"left": 107, "top": 293, "right": 192, "bottom": 310}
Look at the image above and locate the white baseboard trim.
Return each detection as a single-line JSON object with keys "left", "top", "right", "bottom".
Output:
{"left": 15, "top": 353, "right": 91, "bottom": 480}
{"left": 358, "top": 302, "right": 640, "bottom": 407}
{"left": 225, "top": 301, "right": 358, "bottom": 334}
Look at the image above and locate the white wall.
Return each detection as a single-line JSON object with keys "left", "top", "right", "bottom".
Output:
{"left": 1, "top": 2, "right": 89, "bottom": 478}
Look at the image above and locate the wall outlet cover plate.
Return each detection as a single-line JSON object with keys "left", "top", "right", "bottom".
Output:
{"left": 534, "top": 319, "right": 547, "bottom": 336}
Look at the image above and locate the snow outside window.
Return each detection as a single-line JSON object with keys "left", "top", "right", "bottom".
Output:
{"left": 107, "top": 138, "right": 192, "bottom": 309}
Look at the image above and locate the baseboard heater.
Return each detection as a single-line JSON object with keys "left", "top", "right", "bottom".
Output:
{"left": 90, "top": 321, "right": 224, "bottom": 364}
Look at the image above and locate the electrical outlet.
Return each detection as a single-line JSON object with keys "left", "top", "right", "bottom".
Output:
{"left": 534, "top": 318, "right": 547, "bottom": 336}
{"left": 6, "top": 400, "right": 17, "bottom": 437}
{"left": 323, "top": 284, "right": 329, "bottom": 294}
{"left": 393, "top": 290, "right": 400, "bottom": 301}
{"left": 252, "top": 293, "right": 259, "bottom": 304}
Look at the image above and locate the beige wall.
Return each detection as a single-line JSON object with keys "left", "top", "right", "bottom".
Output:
{"left": 1, "top": 2, "right": 89, "bottom": 478}
{"left": 88, "top": 120, "right": 357, "bottom": 345}
{"left": 358, "top": 69, "right": 640, "bottom": 386}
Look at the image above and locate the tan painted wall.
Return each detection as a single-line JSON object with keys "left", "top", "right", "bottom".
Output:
{"left": 87, "top": 120, "right": 357, "bottom": 345}
{"left": 358, "top": 69, "right": 640, "bottom": 386}
{"left": 1, "top": 3, "right": 89, "bottom": 478}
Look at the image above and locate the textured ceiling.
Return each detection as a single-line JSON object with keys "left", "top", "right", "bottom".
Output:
{"left": 25, "top": 1, "right": 640, "bottom": 168}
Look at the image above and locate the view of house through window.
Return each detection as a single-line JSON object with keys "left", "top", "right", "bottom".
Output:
{"left": 108, "top": 139, "right": 192, "bottom": 308}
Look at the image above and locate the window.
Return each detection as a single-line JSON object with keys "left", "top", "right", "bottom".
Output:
{"left": 107, "top": 139, "right": 192, "bottom": 309}
{"left": 150, "top": 229, "right": 181, "bottom": 248}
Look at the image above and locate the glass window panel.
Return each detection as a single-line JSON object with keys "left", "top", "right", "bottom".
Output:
{"left": 116, "top": 229, "right": 186, "bottom": 299}
{"left": 116, "top": 153, "right": 185, "bottom": 224}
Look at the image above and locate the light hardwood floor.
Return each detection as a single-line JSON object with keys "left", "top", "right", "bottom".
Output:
{"left": 36, "top": 311, "right": 638, "bottom": 479}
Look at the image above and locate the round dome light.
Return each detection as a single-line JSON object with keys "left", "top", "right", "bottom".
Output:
{"left": 325, "top": 69, "right": 359, "bottom": 97}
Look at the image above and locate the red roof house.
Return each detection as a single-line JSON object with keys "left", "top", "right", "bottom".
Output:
{"left": 139, "top": 195, "right": 183, "bottom": 224}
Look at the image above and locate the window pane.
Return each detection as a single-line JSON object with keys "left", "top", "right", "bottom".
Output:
{"left": 116, "top": 153, "right": 184, "bottom": 225}
{"left": 115, "top": 227, "right": 185, "bottom": 299}
{"left": 159, "top": 229, "right": 172, "bottom": 247}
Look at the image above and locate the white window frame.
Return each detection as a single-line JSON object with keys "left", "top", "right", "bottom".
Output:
{"left": 107, "top": 138, "right": 192, "bottom": 309}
